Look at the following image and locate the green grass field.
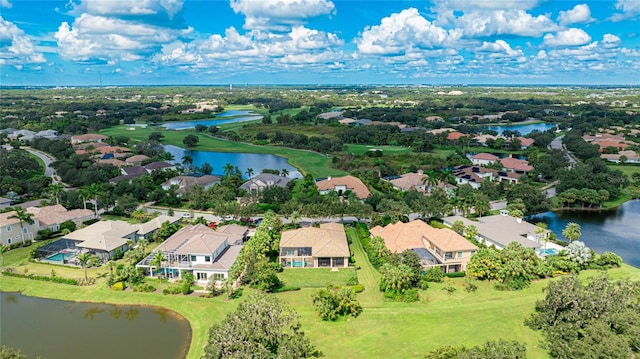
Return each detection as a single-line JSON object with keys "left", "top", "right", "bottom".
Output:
{"left": 278, "top": 267, "right": 355, "bottom": 288}
{"left": 607, "top": 164, "right": 640, "bottom": 178}
{"left": 100, "top": 125, "right": 346, "bottom": 178}
{"left": 2, "top": 228, "right": 640, "bottom": 359}
{"left": 346, "top": 144, "right": 412, "bottom": 155}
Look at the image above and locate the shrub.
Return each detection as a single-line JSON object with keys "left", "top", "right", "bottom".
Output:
{"left": 346, "top": 275, "right": 358, "bottom": 286}
{"left": 111, "top": 281, "right": 125, "bottom": 291}
{"left": 350, "top": 284, "right": 365, "bottom": 293}
{"left": 271, "top": 285, "right": 301, "bottom": 293}
{"left": 83, "top": 218, "right": 99, "bottom": 226}
{"left": 545, "top": 255, "right": 580, "bottom": 274}
{"left": 442, "top": 279, "right": 457, "bottom": 294}
{"left": 132, "top": 283, "right": 156, "bottom": 292}
{"left": 464, "top": 279, "right": 478, "bottom": 293}
{"left": 312, "top": 285, "right": 362, "bottom": 321}
{"left": 59, "top": 220, "right": 77, "bottom": 232}
{"left": 424, "top": 267, "right": 444, "bottom": 282}
{"left": 402, "top": 288, "right": 420, "bottom": 302}
{"left": 443, "top": 271, "right": 466, "bottom": 278}
{"left": 1, "top": 271, "right": 78, "bottom": 285}
{"left": 596, "top": 252, "right": 622, "bottom": 267}
{"left": 565, "top": 241, "right": 592, "bottom": 266}
{"left": 162, "top": 285, "right": 183, "bottom": 295}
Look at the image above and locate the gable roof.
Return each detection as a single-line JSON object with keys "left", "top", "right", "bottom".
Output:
{"left": 500, "top": 157, "right": 534, "bottom": 172}
{"left": 125, "top": 154, "right": 150, "bottom": 164}
{"left": 155, "top": 224, "right": 231, "bottom": 255}
{"left": 517, "top": 137, "right": 535, "bottom": 147}
{"left": 316, "top": 175, "right": 370, "bottom": 199}
{"left": 137, "top": 215, "right": 179, "bottom": 236}
{"left": 447, "top": 132, "right": 467, "bottom": 141}
{"left": 26, "top": 205, "right": 93, "bottom": 226}
{"left": 280, "top": 222, "right": 349, "bottom": 258}
{"left": 67, "top": 220, "right": 139, "bottom": 252}
{"left": 163, "top": 175, "right": 221, "bottom": 194}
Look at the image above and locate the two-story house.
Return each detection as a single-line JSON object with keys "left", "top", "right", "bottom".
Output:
{"left": 0, "top": 211, "right": 39, "bottom": 246}
{"left": 279, "top": 222, "right": 350, "bottom": 268}
{"left": 26, "top": 204, "right": 94, "bottom": 232}
{"left": 370, "top": 220, "right": 478, "bottom": 273}
{"left": 137, "top": 224, "right": 243, "bottom": 283}
{"left": 316, "top": 175, "right": 370, "bottom": 200}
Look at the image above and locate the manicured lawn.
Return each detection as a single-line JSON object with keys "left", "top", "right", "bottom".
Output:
{"left": 346, "top": 144, "right": 412, "bottom": 155}
{"left": 603, "top": 192, "right": 632, "bottom": 209}
{"left": 278, "top": 267, "right": 356, "bottom": 288}
{"left": 100, "top": 125, "right": 346, "bottom": 177}
{"left": 606, "top": 164, "right": 640, "bottom": 178}
{"left": 429, "top": 148, "right": 456, "bottom": 158}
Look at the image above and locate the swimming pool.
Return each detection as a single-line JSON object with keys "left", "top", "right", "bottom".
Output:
{"left": 539, "top": 248, "right": 558, "bottom": 255}
{"left": 45, "top": 251, "right": 75, "bottom": 262}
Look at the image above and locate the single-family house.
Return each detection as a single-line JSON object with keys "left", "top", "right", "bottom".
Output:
{"left": 239, "top": 173, "right": 292, "bottom": 193}
{"left": 162, "top": 175, "right": 221, "bottom": 195}
{"left": 71, "top": 134, "right": 108, "bottom": 144}
{"left": 63, "top": 220, "right": 140, "bottom": 261}
{"left": 0, "top": 210, "right": 39, "bottom": 246}
{"left": 500, "top": 157, "right": 534, "bottom": 174}
{"left": 0, "top": 197, "right": 12, "bottom": 210}
{"left": 279, "top": 222, "right": 350, "bottom": 268}
{"left": 136, "top": 215, "right": 179, "bottom": 240}
{"left": 447, "top": 131, "right": 467, "bottom": 141}
{"left": 443, "top": 213, "right": 547, "bottom": 250}
{"left": 517, "top": 137, "right": 535, "bottom": 148}
{"left": 316, "top": 175, "right": 370, "bottom": 200}
{"left": 388, "top": 172, "right": 427, "bottom": 193}
{"left": 125, "top": 154, "right": 150, "bottom": 165}
{"left": 470, "top": 153, "right": 499, "bottom": 166}
{"left": 601, "top": 150, "right": 640, "bottom": 164}
{"left": 137, "top": 224, "right": 243, "bottom": 283}
{"left": 370, "top": 220, "right": 477, "bottom": 273}
{"left": 26, "top": 205, "right": 94, "bottom": 232}
{"left": 453, "top": 165, "right": 520, "bottom": 189}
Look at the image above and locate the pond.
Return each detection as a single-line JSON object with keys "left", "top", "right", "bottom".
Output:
{"left": 163, "top": 145, "right": 302, "bottom": 179}
{"left": 160, "top": 110, "right": 262, "bottom": 130}
{"left": 484, "top": 122, "right": 557, "bottom": 136}
{"left": 0, "top": 292, "right": 191, "bottom": 359}
{"left": 529, "top": 199, "right": 640, "bottom": 268}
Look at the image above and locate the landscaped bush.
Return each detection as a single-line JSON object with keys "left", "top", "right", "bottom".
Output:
{"left": 132, "top": 283, "right": 156, "bottom": 292}
{"left": 443, "top": 271, "right": 466, "bottom": 278}
{"left": 162, "top": 285, "right": 183, "bottom": 295}
{"left": 545, "top": 255, "right": 580, "bottom": 274}
{"left": 111, "top": 281, "right": 126, "bottom": 290}
{"left": 596, "top": 251, "right": 622, "bottom": 267}
{"left": 83, "top": 218, "right": 99, "bottom": 226}
{"left": 349, "top": 284, "right": 365, "bottom": 293}
{"left": 312, "top": 285, "right": 362, "bottom": 321}
{"left": 424, "top": 267, "right": 444, "bottom": 282}
{"left": 1, "top": 270, "right": 78, "bottom": 285}
{"left": 271, "top": 285, "right": 301, "bottom": 293}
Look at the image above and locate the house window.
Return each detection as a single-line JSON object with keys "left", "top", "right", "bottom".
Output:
{"left": 196, "top": 272, "right": 207, "bottom": 280}
{"left": 318, "top": 258, "right": 331, "bottom": 267}
{"left": 332, "top": 257, "right": 344, "bottom": 267}
{"left": 445, "top": 252, "right": 453, "bottom": 260}
{"left": 213, "top": 273, "right": 225, "bottom": 280}
{"left": 471, "top": 250, "right": 477, "bottom": 256}
{"left": 205, "top": 256, "right": 211, "bottom": 262}
{"left": 190, "top": 255, "right": 196, "bottom": 261}
{"left": 7, "top": 238, "right": 11, "bottom": 244}
{"left": 6, "top": 226, "right": 11, "bottom": 232}
{"left": 434, "top": 247, "right": 441, "bottom": 256}
{"left": 457, "top": 251, "right": 463, "bottom": 259}
{"left": 284, "top": 249, "right": 294, "bottom": 256}
{"left": 23, "top": 227, "right": 28, "bottom": 234}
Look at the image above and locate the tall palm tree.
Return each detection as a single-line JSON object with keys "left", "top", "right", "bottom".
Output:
{"left": 8, "top": 207, "right": 35, "bottom": 245}
{"left": 439, "top": 169, "right": 455, "bottom": 192}
{"left": 474, "top": 194, "right": 490, "bottom": 217}
{"left": 77, "top": 252, "right": 92, "bottom": 283}
{"left": 289, "top": 210, "right": 301, "bottom": 228}
{"left": 223, "top": 162, "right": 234, "bottom": 177}
{"left": 281, "top": 168, "right": 289, "bottom": 177}
{"left": 150, "top": 251, "right": 165, "bottom": 277}
{"left": 87, "top": 183, "right": 102, "bottom": 218}
{"left": 245, "top": 167, "right": 254, "bottom": 178}
{"left": 0, "top": 244, "right": 8, "bottom": 272}
{"left": 562, "top": 222, "right": 582, "bottom": 242}
{"left": 48, "top": 183, "right": 65, "bottom": 205}
{"left": 421, "top": 170, "right": 439, "bottom": 194}
{"left": 137, "top": 239, "right": 149, "bottom": 255}
{"left": 181, "top": 154, "right": 193, "bottom": 174}
{"left": 78, "top": 187, "right": 90, "bottom": 210}
{"left": 374, "top": 159, "right": 385, "bottom": 178}
{"left": 131, "top": 209, "right": 147, "bottom": 222}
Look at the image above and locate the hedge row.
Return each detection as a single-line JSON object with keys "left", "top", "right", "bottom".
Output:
{"left": 2, "top": 271, "right": 78, "bottom": 285}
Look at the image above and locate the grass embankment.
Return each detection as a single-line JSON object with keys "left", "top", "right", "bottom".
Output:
{"left": 100, "top": 125, "right": 346, "bottom": 178}
{"left": 25, "top": 151, "right": 46, "bottom": 174}
{"left": 346, "top": 144, "right": 412, "bottom": 156}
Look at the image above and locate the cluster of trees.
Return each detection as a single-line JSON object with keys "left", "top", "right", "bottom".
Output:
{"left": 266, "top": 131, "right": 345, "bottom": 153}
{"left": 425, "top": 339, "right": 527, "bottom": 359}
{"left": 466, "top": 243, "right": 545, "bottom": 290}
{"left": 0, "top": 147, "right": 50, "bottom": 197}
{"left": 203, "top": 293, "right": 322, "bottom": 358}
{"left": 312, "top": 285, "right": 362, "bottom": 321}
{"left": 525, "top": 275, "right": 640, "bottom": 358}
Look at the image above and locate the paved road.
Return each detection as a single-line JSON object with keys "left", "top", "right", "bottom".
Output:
{"left": 549, "top": 135, "right": 578, "bottom": 166}
{"left": 23, "top": 147, "right": 56, "bottom": 180}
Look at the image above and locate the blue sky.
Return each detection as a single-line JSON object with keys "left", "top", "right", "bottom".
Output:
{"left": 1, "top": 0, "right": 639, "bottom": 85}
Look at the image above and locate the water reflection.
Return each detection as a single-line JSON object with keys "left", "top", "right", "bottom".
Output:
{"left": 484, "top": 122, "right": 557, "bottom": 135}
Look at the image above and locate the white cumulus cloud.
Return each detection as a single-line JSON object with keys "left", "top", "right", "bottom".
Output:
{"left": 356, "top": 8, "right": 456, "bottom": 56}
{"left": 0, "top": 16, "right": 46, "bottom": 66}
{"left": 1, "top": 0, "right": 11, "bottom": 8}
{"left": 543, "top": 28, "right": 591, "bottom": 47}
{"left": 230, "top": 0, "right": 335, "bottom": 30}
{"left": 602, "top": 34, "right": 622, "bottom": 49}
{"left": 610, "top": 0, "right": 640, "bottom": 21}
{"left": 477, "top": 40, "right": 525, "bottom": 60}
{"left": 69, "top": 0, "right": 184, "bottom": 17}
{"left": 558, "top": 4, "right": 594, "bottom": 25}
{"left": 453, "top": 9, "right": 559, "bottom": 38}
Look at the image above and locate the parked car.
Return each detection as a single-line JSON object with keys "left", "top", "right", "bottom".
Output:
{"left": 181, "top": 213, "right": 192, "bottom": 219}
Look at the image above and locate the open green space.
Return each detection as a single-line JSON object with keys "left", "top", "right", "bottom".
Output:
{"left": 277, "top": 267, "right": 355, "bottom": 288}
{"left": 346, "top": 144, "right": 412, "bottom": 156}
{"left": 100, "top": 125, "right": 346, "bottom": 178}
{"left": 430, "top": 147, "right": 456, "bottom": 158}
{"left": 607, "top": 164, "right": 640, "bottom": 178}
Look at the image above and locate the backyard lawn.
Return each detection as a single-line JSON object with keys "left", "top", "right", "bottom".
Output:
{"left": 278, "top": 267, "right": 356, "bottom": 288}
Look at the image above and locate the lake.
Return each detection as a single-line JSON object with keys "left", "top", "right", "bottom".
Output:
{"left": 529, "top": 199, "right": 640, "bottom": 268}
{"left": 161, "top": 110, "right": 262, "bottom": 130}
{"left": 485, "top": 122, "right": 557, "bottom": 135}
{"left": 0, "top": 291, "right": 191, "bottom": 359}
{"left": 163, "top": 144, "right": 302, "bottom": 179}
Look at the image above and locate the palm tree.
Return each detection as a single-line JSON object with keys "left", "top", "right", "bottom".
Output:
{"left": 87, "top": 183, "right": 102, "bottom": 218}
{"left": 77, "top": 252, "right": 92, "bottom": 283}
{"left": 474, "top": 194, "right": 490, "bottom": 217}
{"left": 0, "top": 244, "right": 8, "bottom": 272}
{"left": 137, "top": 239, "right": 149, "bottom": 255}
{"left": 181, "top": 154, "right": 193, "bottom": 171}
{"left": 106, "top": 259, "right": 116, "bottom": 275}
{"left": 280, "top": 168, "right": 289, "bottom": 177}
{"left": 150, "top": 251, "right": 165, "bottom": 277}
{"left": 562, "top": 222, "right": 582, "bottom": 242}
{"left": 289, "top": 210, "right": 301, "bottom": 228}
{"left": 48, "top": 183, "right": 65, "bottom": 205}
{"left": 421, "top": 170, "right": 439, "bottom": 194}
{"left": 8, "top": 207, "right": 35, "bottom": 245}
{"left": 439, "top": 169, "right": 456, "bottom": 191}
{"left": 374, "top": 159, "right": 385, "bottom": 178}
{"left": 131, "top": 209, "right": 147, "bottom": 222}
{"left": 245, "top": 167, "right": 254, "bottom": 179}
{"left": 78, "top": 187, "right": 90, "bottom": 210}
{"left": 223, "top": 163, "right": 234, "bottom": 177}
